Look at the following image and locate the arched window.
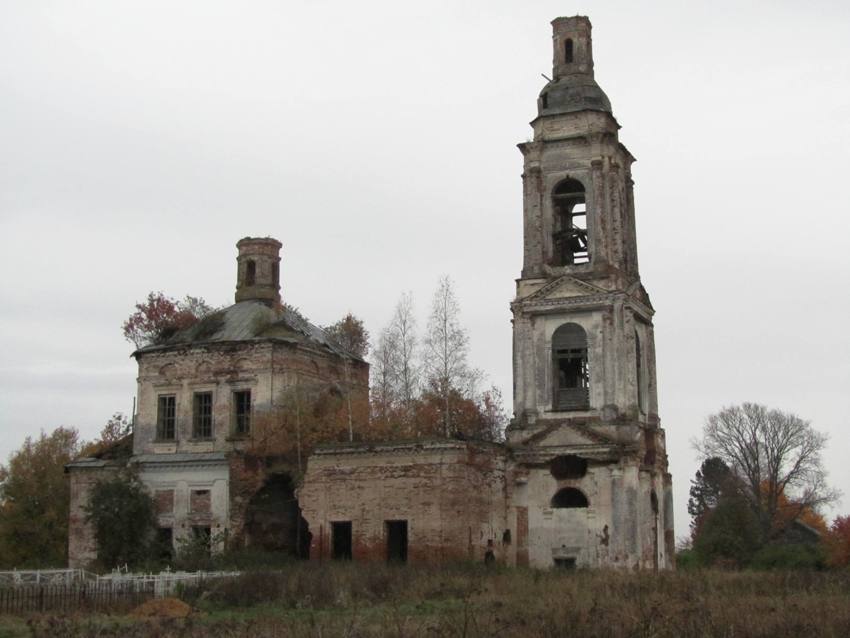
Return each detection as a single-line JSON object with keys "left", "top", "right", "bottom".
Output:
{"left": 552, "top": 323, "right": 589, "bottom": 410}
{"left": 565, "top": 38, "right": 574, "bottom": 64}
{"left": 551, "top": 487, "right": 588, "bottom": 508}
{"left": 245, "top": 259, "right": 256, "bottom": 286}
{"left": 635, "top": 329, "right": 644, "bottom": 412}
{"left": 552, "top": 178, "right": 589, "bottom": 265}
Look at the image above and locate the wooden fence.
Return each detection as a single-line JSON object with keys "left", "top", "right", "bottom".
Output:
{"left": 0, "top": 581, "right": 159, "bottom": 614}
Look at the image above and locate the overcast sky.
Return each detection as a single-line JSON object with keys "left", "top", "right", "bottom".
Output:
{"left": 1, "top": 0, "right": 848, "bottom": 538}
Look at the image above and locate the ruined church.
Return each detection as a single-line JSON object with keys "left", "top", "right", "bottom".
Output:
{"left": 68, "top": 16, "right": 673, "bottom": 570}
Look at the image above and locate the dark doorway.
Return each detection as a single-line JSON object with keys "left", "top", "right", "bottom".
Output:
{"left": 386, "top": 520, "right": 408, "bottom": 563}
{"left": 331, "top": 521, "right": 353, "bottom": 560}
{"left": 156, "top": 527, "right": 174, "bottom": 561}
{"left": 245, "top": 473, "right": 311, "bottom": 558}
{"left": 192, "top": 526, "right": 212, "bottom": 556}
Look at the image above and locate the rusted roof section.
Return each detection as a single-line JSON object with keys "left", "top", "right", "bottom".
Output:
{"left": 134, "top": 300, "right": 362, "bottom": 361}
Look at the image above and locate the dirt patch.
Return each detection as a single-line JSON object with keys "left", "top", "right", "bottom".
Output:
{"left": 130, "top": 597, "right": 193, "bottom": 618}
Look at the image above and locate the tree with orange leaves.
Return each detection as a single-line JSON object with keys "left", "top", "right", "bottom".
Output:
{"left": 122, "top": 292, "right": 217, "bottom": 349}
{"left": 824, "top": 515, "right": 850, "bottom": 568}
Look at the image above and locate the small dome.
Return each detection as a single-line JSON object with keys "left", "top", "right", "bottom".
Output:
{"left": 538, "top": 77, "right": 612, "bottom": 116}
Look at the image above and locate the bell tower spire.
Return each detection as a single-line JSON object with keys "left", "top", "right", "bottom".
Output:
{"left": 508, "top": 16, "right": 674, "bottom": 570}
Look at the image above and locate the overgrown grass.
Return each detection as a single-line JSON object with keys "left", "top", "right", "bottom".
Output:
{"left": 4, "top": 563, "right": 850, "bottom": 637}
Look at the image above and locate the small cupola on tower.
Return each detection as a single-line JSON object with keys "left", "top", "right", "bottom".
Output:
{"left": 552, "top": 16, "right": 594, "bottom": 79}
{"left": 235, "top": 237, "right": 282, "bottom": 306}
{"left": 538, "top": 16, "right": 612, "bottom": 116}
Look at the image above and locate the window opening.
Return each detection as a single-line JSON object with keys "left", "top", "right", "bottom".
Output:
{"left": 386, "top": 520, "right": 408, "bottom": 563}
{"left": 272, "top": 261, "right": 279, "bottom": 287}
{"left": 644, "top": 430, "right": 657, "bottom": 466}
{"left": 551, "top": 487, "right": 589, "bottom": 508}
{"left": 541, "top": 92, "right": 548, "bottom": 109}
{"left": 193, "top": 391, "right": 213, "bottom": 438}
{"left": 332, "top": 521, "right": 353, "bottom": 560}
{"left": 554, "top": 557, "right": 577, "bottom": 570}
{"left": 552, "top": 323, "right": 589, "bottom": 410}
{"left": 550, "top": 455, "right": 588, "bottom": 480}
{"left": 552, "top": 178, "right": 589, "bottom": 265}
{"left": 233, "top": 390, "right": 251, "bottom": 435}
{"left": 245, "top": 259, "right": 256, "bottom": 286}
{"left": 156, "top": 395, "right": 176, "bottom": 440}
{"left": 565, "top": 38, "right": 574, "bottom": 64}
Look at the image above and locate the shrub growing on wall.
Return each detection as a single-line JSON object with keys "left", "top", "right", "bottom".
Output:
{"left": 85, "top": 472, "right": 157, "bottom": 569}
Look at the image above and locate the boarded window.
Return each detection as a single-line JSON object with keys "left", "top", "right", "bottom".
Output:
{"left": 193, "top": 392, "right": 213, "bottom": 438}
{"left": 156, "top": 395, "right": 176, "bottom": 440}
{"left": 233, "top": 390, "right": 251, "bottom": 434}
{"left": 552, "top": 178, "right": 589, "bottom": 265}
{"left": 155, "top": 489, "right": 174, "bottom": 515}
{"left": 190, "top": 489, "right": 211, "bottom": 515}
{"left": 552, "top": 323, "right": 589, "bottom": 410}
{"left": 551, "top": 488, "right": 589, "bottom": 508}
{"left": 332, "top": 521, "right": 353, "bottom": 560}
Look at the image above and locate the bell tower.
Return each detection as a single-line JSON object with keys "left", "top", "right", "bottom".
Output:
{"left": 508, "top": 16, "right": 673, "bottom": 569}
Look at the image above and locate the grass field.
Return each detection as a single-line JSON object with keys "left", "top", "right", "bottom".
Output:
{"left": 2, "top": 564, "right": 849, "bottom": 637}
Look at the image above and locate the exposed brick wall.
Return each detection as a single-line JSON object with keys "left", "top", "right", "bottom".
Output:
{"left": 227, "top": 453, "right": 269, "bottom": 546}
{"left": 299, "top": 441, "right": 509, "bottom": 565}
{"left": 67, "top": 464, "right": 122, "bottom": 568}
{"left": 134, "top": 341, "right": 369, "bottom": 457}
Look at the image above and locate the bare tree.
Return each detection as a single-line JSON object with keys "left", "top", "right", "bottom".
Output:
{"left": 369, "top": 326, "right": 398, "bottom": 423}
{"left": 693, "top": 402, "right": 838, "bottom": 540}
{"left": 423, "top": 276, "right": 479, "bottom": 436}
{"left": 387, "top": 292, "right": 419, "bottom": 418}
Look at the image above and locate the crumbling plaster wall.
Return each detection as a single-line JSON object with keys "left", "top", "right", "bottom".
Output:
{"left": 137, "top": 459, "right": 229, "bottom": 550}
{"left": 299, "top": 442, "right": 510, "bottom": 564}
{"left": 513, "top": 457, "right": 669, "bottom": 569}
{"left": 512, "top": 300, "right": 655, "bottom": 429}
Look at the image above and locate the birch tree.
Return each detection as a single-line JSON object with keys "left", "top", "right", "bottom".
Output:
{"left": 388, "top": 292, "right": 419, "bottom": 418}
{"left": 423, "top": 276, "right": 478, "bottom": 436}
{"left": 370, "top": 326, "right": 398, "bottom": 426}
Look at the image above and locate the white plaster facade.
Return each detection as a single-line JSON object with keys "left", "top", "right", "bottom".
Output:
{"left": 507, "top": 15, "right": 673, "bottom": 569}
